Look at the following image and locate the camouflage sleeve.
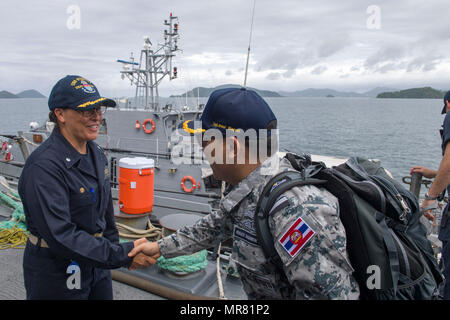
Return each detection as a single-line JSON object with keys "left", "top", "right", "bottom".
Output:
{"left": 158, "top": 208, "right": 233, "bottom": 259}
{"left": 268, "top": 184, "right": 360, "bottom": 300}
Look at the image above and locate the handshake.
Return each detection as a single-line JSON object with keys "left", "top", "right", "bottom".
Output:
{"left": 128, "top": 238, "right": 162, "bottom": 271}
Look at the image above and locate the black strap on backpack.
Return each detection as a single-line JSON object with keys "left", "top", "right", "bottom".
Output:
{"left": 254, "top": 155, "right": 327, "bottom": 273}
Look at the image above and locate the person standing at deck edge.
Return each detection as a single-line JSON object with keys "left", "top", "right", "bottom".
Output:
{"left": 410, "top": 90, "right": 450, "bottom": 300}
{"left": 129, "top": 87, "right": 360, "bottom": 299}
{"left": 18, "top": 75, "right": 157, "bottom": 300}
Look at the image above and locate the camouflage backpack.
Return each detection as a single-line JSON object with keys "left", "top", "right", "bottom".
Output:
{"left": 254, "top": 153, "right": 443, "bottom": 300}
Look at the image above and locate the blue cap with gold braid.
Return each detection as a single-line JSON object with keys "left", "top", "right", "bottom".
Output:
{"left": 179, "top": 87, "right": 277, "bottom": 136}
{"left": 48, "top": 75, "right": 116, "bottom": 111}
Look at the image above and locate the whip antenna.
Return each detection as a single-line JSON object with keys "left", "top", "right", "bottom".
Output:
{"left": 243, "top": 0, "right": 256, "bottom": 88}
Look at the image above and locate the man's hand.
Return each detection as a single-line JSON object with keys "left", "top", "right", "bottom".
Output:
{"left": 410, "top": 166, "right": 437, "bottom": 179}
{"left": 128, "top": 252, "right": 159, "bottom": 271}
{"left": 421, "top": 198, "right": 437, "bottom": 226}
{"left": 133, "top": 237, "right": 149, "bottom": 248}
{"left": 127, "top": 238, "right": 161, "bottom": 270}
{"left": 128, "top": 241, "right": 161, "bottom": 259}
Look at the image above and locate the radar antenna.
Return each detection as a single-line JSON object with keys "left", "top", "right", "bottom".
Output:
{"left": 243, "top": 0, "right": 256, "bottom": 88}
{"left": 117, "top": 13, "right": 181, "bottom": 111}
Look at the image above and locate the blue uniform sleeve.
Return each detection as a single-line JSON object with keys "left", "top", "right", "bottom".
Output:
{"left": 103, "top": 191, "right": 120, "bottom": 244}
{"left": 22, "top": 162, "right": 134, "bottom": 269}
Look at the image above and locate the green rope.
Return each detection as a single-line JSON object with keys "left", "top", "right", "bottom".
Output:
{"left": 0, "top": 191, "right": 28, "bottom": 249}
{"left": 0, "top": 191, "right": 27, "bottom": 230}
{"left": 156, "top": 250, "right": 208, "bottom": 273}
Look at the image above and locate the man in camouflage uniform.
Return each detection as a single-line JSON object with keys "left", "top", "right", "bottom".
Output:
{"left": 129, "top": 87, "right": 360, "bottom": 300}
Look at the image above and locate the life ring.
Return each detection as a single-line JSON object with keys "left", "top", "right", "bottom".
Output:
{"left": 142, "top": 118, "right": 156, "bottom": 134}
{"left": 181, "top": 176, "right": 196, "bottom": 193}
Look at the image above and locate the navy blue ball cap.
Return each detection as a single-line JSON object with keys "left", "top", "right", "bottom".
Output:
{"left": 178, "top": 87, "right": 277, "bottom": 136}
{"left": 442, "top": 90, "right": 450, "bottom": 114}
{"left": 48, "top": 75, "right": 116, "bottom": 111}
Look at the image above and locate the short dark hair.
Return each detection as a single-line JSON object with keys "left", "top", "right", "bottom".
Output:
{"left": 48, "top": 111, "right": 59, "bottom": 128}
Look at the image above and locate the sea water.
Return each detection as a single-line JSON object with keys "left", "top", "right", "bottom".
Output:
{"left": 0, "top": 96, "right": 444, "bottom": 182}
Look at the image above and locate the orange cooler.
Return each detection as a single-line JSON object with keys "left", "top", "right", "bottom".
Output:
{"left": 118, "top": 157, "right": 155, "bottom": 214}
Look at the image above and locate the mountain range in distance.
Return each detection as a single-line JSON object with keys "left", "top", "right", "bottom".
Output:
{"left": 1, "top": 86, "right": 446, "bottom": 100}
{"left": 172, "top": 85, "right": 398, "bottom": 98}
{"left": 0, "top": 89, "right": 46, "bottom": 99}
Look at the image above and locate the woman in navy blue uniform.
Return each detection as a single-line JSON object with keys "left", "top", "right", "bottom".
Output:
{"left": 18, "top": 75, "right": 157, "bottom": 300}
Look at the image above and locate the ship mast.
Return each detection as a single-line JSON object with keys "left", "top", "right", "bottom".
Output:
{"left": 118, "top": 13, "right": 180, "bottom": 111}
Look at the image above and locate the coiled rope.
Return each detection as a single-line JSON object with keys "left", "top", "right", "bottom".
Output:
{"left": 0, "top": 182, "right": 28, "bottom": 249}
{"left": 116, "top": 219, "right": 162, "bottom": 240}
{"left": 0, "top": 227, "right": 28, "bottom": 249}
{"left": 156, "top": 250, "right": 208, "bottom": 273}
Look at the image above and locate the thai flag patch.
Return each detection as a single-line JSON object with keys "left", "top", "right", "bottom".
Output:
{"left": 278, "top": 217, "right": 316, "bottom": 258}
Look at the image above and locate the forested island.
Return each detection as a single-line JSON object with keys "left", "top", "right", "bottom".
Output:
{"left": 377, "top": 87, "right": 446, "bottom": 99}
{"left": 0, "top": 90, "right": 46, "bottom": 99}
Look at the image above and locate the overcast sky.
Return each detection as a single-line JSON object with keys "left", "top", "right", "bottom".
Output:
{"left": 1, "top": 0, "right": 450, "bottom": 98}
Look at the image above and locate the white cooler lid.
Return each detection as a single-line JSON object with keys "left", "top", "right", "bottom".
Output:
{"left": 119, "top": 157, "right": 155, "bottom": 169}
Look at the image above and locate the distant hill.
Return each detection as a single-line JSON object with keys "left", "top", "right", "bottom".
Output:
{"left": 172, "top": 84, "right": 282, "bottom": 98}
{"left": 173, "top": 86, "right": 399, "bottom": 99}
{"left": 0, "top": 89, "right": 46, "bottom": 99}
{"left": 279, "top": 87, "right": 397, "bottom": 98}
{"left": 0, "top": 90, "right": 18, "bottom": 99}
{"left": 377, "top": 87, "right": 445, "bottom": 99}
{"left": 16, "top": 89, "right": 46, "bottom": 98}
{"left": 279, "top": 88, "right": 361, "bottom": 97}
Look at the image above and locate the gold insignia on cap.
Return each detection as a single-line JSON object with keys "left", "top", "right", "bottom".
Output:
{"left": 183, "top": 120, "right": 205, "bottom": 134}
{"left": 80, "top": 187, "right": 85, "bottom": 193}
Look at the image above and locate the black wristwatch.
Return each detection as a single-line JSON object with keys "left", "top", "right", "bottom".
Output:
{"left": 424, "top": 192, "right": 438, "bottom": 200}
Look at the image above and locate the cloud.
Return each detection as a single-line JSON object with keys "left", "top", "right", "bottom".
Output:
{"left": 1, "top": 0, "right": 450, "bottom": 96}
{"left": 311, "top": 66, "right": 327, "bottom": 75}
{"left": 407, "top": 55, "right": 443, "bottom": 73}
{"left": 364, "top": 45, "right": 405, "bottom": 69}
{"left": 266, "top": 72, "right": 281, "bottom": 81}
{"left": 317, "top": 33, "right": 351, "bottom": 58}
{"left": 283, "top": 69, "right": 296, "bottom": 78}
{"left": 362, "top": 42, "right": 447, "bottom": 75}
{"left": 254, "top": 49, "right": 302, "bottom": 73}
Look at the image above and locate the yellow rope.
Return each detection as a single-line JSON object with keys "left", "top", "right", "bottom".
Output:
{"left": 0, "top": 227, "right": 28, "bottom": 250}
